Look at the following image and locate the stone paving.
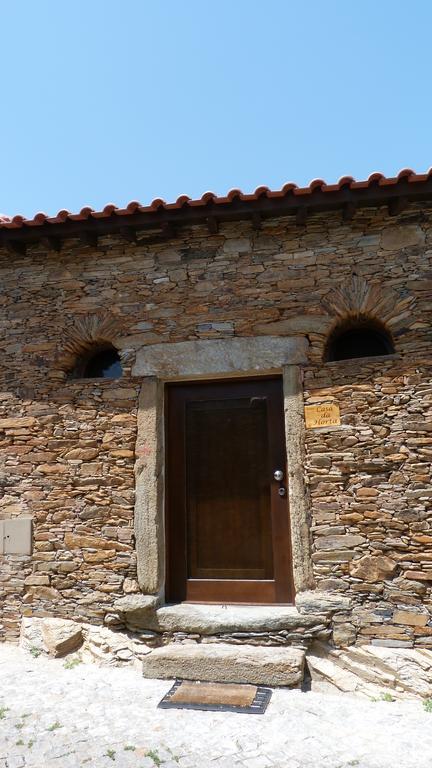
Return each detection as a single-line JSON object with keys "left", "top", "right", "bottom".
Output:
{"left": 1, "top": 644, "right": 432, "bottom": 768}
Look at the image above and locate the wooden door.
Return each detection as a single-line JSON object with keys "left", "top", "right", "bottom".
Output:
{"left": 166, "top": 377, "right": 294, "bottom": 604}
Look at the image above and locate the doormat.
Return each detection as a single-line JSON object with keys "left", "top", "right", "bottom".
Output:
{"left": 158, "top": 680, "right": 272, "bottom": 714}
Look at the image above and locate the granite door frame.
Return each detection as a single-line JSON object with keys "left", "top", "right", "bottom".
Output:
{"left": 132, "top": 336, "right": 315, "bottom": 602}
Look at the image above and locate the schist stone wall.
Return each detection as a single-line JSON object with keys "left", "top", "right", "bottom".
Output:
{"left": 0, "top": 203, "right": 431, "bottom": 649}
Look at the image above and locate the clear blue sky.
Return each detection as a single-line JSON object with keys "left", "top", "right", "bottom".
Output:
{"left": 1, "top": 1, "right": 432, "bottom": 217}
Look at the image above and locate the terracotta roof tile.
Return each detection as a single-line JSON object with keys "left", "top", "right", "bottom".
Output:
{"left": 0, "top": 168, "right": 430, "bottom": 232}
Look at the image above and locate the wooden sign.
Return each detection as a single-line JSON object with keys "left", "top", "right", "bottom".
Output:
{"left": 304, "top": 403, "right": 340, "bottom": 429}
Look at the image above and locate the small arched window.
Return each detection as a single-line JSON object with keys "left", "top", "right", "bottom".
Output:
{"left": 72, "top": 344, "right": 122, "bottom": 379}
{"left": 324, "top": 317, "right": 394, "bottom": 363}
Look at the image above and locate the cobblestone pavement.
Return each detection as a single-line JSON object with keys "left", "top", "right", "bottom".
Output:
{"left": 1, "top": 644, "right": 432, "bottom": 768}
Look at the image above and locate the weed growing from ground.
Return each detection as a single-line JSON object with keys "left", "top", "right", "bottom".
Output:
{"left": 105, "top": 749, "right": 116, "bottom": 761}
{"left": 63, "top": 657, "right": 82, "bottom": 670}
{"left": 371, "top": 692, "right": 396, "bottom": 702}
{"left": 47, "top": 721, "right": 61, "bottom": 731}
{"left": 124, "top": 744, "right": 136, "bottom": 751}
{"left": 0, "top": 707, "right": 9, "bottom": 720}
{"left": 29, "top": 647, "right": 41, "bottom": 658}
{"left": 423, "top": 698, "right": 432, "bottom": 713}
{"left": 146, "top": 750, "right": 162, "bottom": 766}
{"left": 380, "top": 692, "right": 396, "bottom": 702}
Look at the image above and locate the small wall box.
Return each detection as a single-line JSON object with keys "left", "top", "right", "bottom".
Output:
{"left": 0, "top": 518, "right": 33, "bottom": 555}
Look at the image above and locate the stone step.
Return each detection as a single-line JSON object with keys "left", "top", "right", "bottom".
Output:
{"left": 142, "top": 642, "right": 305, "bottom": 687}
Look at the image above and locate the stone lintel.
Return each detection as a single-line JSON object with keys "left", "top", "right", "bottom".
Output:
{"left": 133, "top": 336, "right": 309, "bottom": 378}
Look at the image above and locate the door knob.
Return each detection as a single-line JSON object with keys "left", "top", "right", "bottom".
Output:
{"left": 273, "top": 470, "right": 284, "bottom": 481}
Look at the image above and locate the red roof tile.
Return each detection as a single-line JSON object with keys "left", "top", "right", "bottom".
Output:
{"left": 1, "top": 168, "right": 431, "bottom": 233}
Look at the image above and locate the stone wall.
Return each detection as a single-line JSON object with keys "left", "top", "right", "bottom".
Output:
{"left": 304, "top": 356, "right": 432, "bottom": 647}
{"left": 0, "top": 202, "right": 431, "bottom": 644}
{"left": 0, "top": 376, "right": 139, "bottom": 641}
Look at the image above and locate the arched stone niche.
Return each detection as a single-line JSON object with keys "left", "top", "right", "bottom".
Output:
{"left": 54, "top": 312, "right": 135, "bottom": 378}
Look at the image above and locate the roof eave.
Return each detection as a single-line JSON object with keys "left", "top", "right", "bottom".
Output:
{"left": 1, "top": 177, "right": 431, "bottom": 254}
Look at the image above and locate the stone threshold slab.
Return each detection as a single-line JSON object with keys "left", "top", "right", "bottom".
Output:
{"left": 115, "top": 591, "right": 350, "bottom": 633}
{"left": 145, "top": 603, "right": 324, "bottom": 634}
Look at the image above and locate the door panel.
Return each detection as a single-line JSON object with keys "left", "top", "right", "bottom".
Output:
{"left": 186, "top": 396, "right": 273, "bottom": 580}
{"left": 166, "top": 377, "right": 294, "bottom": 604}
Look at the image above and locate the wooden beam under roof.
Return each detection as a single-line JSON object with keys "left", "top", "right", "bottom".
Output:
{"left": 79, "top": 231, "right": 98, "bottom": 248}
{"left": 5, "top": 239, "right": 26, "bottom": 256}
{"left": 206, "top": 216, "right": 219, "bottom": 234}
{"left": 342, "top": 202, "right": 357, "bottom": 221}
{"left": 388, "top": 196, "right": 407, "bottom": 216}
{"left": 119, "top": 226, "right": 138, "bottom": 243}
{"left": 296, "top": 206, "right": 308, "bottom": 226}
{"left": 41, "top": 236, "right": 62, "bottom": 252}
{"left": 251, "top": 212, "right": 262, "bottom": 230}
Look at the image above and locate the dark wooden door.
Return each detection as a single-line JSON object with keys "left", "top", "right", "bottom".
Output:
{"left": 166, "top": 377, "right": 294, "bottom": 604}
